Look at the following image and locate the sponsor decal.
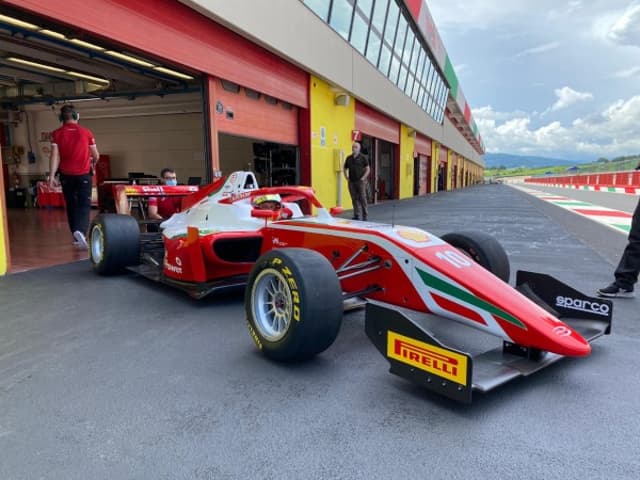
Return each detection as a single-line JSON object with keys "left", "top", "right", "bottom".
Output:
{"left": 397, "top": 228, "right": 430, "bottom": 243}
{"left": 163, "top": 252, "right": 183, "bottom": 274}
{"left": 555, "top": 296, "right": 610, "bottom": 317}
{"left": 552, "top": 325, "right": 572, "bottom": 337}
{"left": 247, "top": 321, "right": 263, "bottom": 349}
{"left": 272, "top": 237, "right": 288, "bottom": 247}
{"left": 270, "top": 257, "right": 300, "bottom": 322}
{"left": 387, "top": 331, "right": 468, "bottom": 385}
{"left": 228, "top": 191, "right": 252, "bottom": 202}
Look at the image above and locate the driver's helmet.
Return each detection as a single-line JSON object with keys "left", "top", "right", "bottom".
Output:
{"left": 252, "top": 193, "right": 282, "bottom": 210}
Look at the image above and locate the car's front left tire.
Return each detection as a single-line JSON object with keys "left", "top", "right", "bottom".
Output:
{"left": 245, "top": 248, "right": 343, "bottom": 361}
{"left": 89, "top": 214, "right": 140, "bottom": 275}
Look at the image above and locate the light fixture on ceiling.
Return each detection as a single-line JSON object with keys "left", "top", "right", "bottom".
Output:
{"left": 0, "top": 14, "right": 39, "bottom": 30}
{"left": 6, "top": 57, "right": 110, "bottom": 85}
{"left": 104, "top": 50, "right": 155, "bottom": 67}
{"left": 1, "top": 14, "right": 190, "bottom": 81}
{"left": 69, "top": 38, "right": 105, "bottom": 51}
{"left": 66, "top": 71, "right": 110, "bottom": 84}
{"left": 153, "top": 66, "right": 194, "bottom": 80}
{"left": 6, "top": 57, "right": 65, "bottom": 73}
{"left": 39, "top": 29, "right": 66, "bottom": 39}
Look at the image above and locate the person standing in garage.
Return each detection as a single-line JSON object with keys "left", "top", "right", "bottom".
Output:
{"left": 343, "top": 142, "right": 370, "bottom": 221}
{"left": 49, "top": 104, "right": 100, "bottom": 249}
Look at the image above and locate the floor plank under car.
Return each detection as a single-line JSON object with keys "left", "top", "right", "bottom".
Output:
{"left": 6, "top": 207, "right": 98, "bottom": 273}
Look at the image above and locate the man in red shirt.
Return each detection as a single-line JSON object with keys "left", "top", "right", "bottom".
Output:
{"left": 148, "top": 168, "right": 182, "bottom": 220}
{"left": 49, "top": 105, "right": 100, "bottom": 249}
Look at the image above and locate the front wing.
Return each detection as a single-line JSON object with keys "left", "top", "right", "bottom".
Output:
{"left": 365, "top": 270, "right": 612, "bottom": 403}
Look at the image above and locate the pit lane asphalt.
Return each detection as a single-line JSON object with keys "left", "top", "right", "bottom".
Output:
{"left": 1, "top": 184, "right": 638, "bottom": 480}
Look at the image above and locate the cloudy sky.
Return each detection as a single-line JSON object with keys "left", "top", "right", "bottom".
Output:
{"left": 427, "top": 0, "right": 640, "bottom": 161}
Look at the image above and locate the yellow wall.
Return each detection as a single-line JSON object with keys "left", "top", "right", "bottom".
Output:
{"left": 309, "top": 75, "right": 355, "bottom": 209}
{"left": 446, "top": 148, "right": 453, "bottom": 191}
{"left": 398, "top": 125, "right": 415, "bottom": 199}
{"left": 431, "top": 141, "right": 439, "bottom": 193}
{"left": 0, "top": 149, "right": 8, "bottom": 275}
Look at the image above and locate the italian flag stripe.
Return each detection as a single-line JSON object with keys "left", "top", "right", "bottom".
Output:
{"left": 416, "top": 268, "right": 527, "bottom": 329}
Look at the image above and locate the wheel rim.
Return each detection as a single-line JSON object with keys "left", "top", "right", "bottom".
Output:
{"left": 90, "top": 225, "right": 104, "bottom": 264}
{"left": 251, "top": 268, "right": 293, "bottom": 342}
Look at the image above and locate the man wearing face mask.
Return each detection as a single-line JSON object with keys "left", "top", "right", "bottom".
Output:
{"left": 147, "top": 167, "right": 182, "bottom": 220}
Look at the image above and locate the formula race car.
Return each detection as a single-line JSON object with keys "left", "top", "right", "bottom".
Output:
{"left": 88, "top": 171, "right": 612, "bottom": 403}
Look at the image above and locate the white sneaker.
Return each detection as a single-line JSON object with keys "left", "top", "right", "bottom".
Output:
{"left": 73, "top": 231, "right": 88, "bottom": 250}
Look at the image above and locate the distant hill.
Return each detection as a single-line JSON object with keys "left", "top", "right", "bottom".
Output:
{"left": 484, "top": 153, "right": 578, "bottom": 169}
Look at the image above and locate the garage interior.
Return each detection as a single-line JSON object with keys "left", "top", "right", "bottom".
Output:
{"left": 0, "top": 9, "right": 206, "bottom": 272}
{"left": 1, "top": 8, "right": 307, "bottom": 273}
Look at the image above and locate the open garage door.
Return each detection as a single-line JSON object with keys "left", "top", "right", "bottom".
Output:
{"left": 0, "top": 7, "right": 207, "bottom": 272}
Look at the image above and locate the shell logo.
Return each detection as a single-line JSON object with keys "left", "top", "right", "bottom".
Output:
{"left": 397, "top": 229, "right": 430, "bottom": 243}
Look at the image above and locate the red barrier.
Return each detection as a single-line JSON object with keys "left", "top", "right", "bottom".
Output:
{"left": 525, "top": 170, "right": 639, "bottom": 190}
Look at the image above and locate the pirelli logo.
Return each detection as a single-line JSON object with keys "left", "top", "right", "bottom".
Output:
{"left": 387, "top": 331, "right": 468, "bottom": 386}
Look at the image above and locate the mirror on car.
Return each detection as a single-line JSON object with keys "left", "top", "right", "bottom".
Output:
{"left": 251, "top": 208, "right": 279, "bottom": 220}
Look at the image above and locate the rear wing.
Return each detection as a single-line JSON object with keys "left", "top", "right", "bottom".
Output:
{"left": 113, "top": 184, "right": 199, "bottom": 214}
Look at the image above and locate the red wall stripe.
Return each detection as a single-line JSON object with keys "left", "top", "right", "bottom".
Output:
{"left": 354, "top": 102, "right": 399, "bottom": 144}
{"left": 10, "top": 0, "right": 308, "bottom": 107}
{"left": 215, "top": 85, "right": 299, "bottom": 145}
{"left": 403, "top": 0, "right": 423, "bottom": 19}
{"left": 415, "top": 133, "right": 432, "bottom": 156}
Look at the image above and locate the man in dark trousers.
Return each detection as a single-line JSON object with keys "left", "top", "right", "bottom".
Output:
{"left": 597, "top": 195, "right": 640, "bottom": 298}
{"left": 343, "top": 141, "right": 370, "bottom": 221}
{"left": 49, "top": 105, "right": 100, "bottom": 249}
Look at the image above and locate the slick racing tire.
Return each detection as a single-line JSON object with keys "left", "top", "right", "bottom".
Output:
{"left": 441, "top": 231, "right": 510, "bottom": 283}
{"left": 89, "top": 214, "right": 141, "bottom": 275}
{"left": 245, "top": 248, "right": 343, "bottom": 362}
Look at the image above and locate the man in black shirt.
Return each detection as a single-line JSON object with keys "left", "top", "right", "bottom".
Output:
{"left": 343, "top": 142, "right": 370, "bottom": 221}
{"left": 597, "top": 196, "right": 640, "bottom": 298}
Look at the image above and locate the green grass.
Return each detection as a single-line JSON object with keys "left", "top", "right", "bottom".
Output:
{"left": 486, "top": 155, "right": 640, "bottom": 179}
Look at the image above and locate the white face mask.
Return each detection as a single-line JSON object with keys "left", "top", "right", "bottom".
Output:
{"left": 165, "top": 179, "right": 177, "bottom": 186}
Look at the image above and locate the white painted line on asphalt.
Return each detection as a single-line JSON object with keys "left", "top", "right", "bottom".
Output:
{"left": 510, "top": 185, "right": 632, "bottom": 235}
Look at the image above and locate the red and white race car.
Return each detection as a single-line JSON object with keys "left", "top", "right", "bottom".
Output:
{"left": 89, "top": 171, "right": 612, "bottom": 402}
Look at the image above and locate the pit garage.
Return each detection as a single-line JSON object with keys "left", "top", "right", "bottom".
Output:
{"left": 0, "top": 7, "right": 209, "bottom": 271}
{"left": 0, "top": 6, "right": 310, "bottom": 273}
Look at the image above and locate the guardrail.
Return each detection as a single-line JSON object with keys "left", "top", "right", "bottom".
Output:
{"left": 524, "top": 170, "right": 640, "bottom": 194}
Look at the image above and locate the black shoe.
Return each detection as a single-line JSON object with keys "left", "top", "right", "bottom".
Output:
{"left": 362, "top": 216, "right": 367, "bottom": 221}
{"left": 596, "top": 283, "right": 634, "bottom": 298}
{"left": 352, "top": 216, "right": 360, "bottom": 220}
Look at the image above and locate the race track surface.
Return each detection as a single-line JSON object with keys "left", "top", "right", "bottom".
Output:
{"left": 1, "top": 184, "right": 638, "bottom": 480}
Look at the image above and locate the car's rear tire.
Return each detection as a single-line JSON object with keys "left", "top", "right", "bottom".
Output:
{"left": 89, "top": 214, "right": 140, "bottom": 275}
{"left": 441, "top": 231, "right": 510, "bottom": 283}
{"left": 245, "top": 248, "right": 343, "bottom": 361}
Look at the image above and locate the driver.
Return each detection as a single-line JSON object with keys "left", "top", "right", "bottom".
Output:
{"left": 252, "top": 193, "right": 294, "bottom": 220}
{"left": 252, "top": 193, "right": 282, "bottom": 211}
